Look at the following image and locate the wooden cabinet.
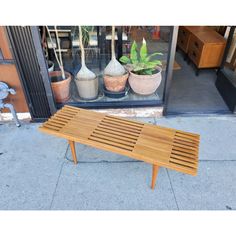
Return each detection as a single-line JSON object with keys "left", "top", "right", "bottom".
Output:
{"left": 177, "top": 26, "right": 213, "bottom": 53}
{"left": 188, "top": 30, "right": 226, "bottom": 69}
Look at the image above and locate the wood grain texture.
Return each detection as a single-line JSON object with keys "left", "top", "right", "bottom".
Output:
{"left": 151, "top": 165, "right": 159, "bottom": 190}
{"left": 68, "top": 140, "right": 77, "bottom": 164}
{"left": 177, "top": 26, "right": 213, "bottom": 53}
{"left": 0, "top": 26, "right": 12, "bottom": 59}
{"left": 39, "top": 106, "right": 200, "bottom": 178}
{"left": 0, "top": 64, "right": 29, "bottom": 112}
{"left": 188, "top": 31, "right": 226, "bottom": 68}
{"left": 0, "top": 26, "right": 29, "bottom": 112}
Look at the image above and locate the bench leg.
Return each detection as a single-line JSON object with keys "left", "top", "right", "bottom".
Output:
{"left": 68, "top": 140, "right": 78, "bottom": 164}
{"left": 151, "top": 164, "right": 159, "bottom": 190}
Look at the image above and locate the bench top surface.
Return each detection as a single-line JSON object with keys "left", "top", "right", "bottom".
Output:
{"left": 39, "top": 105, "right": 200, "bottom": 175}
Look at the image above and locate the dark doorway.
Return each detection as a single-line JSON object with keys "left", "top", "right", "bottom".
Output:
{"left": 166, "top": 26, "right": 231, "bottom": 115}
{"left": 166, "top": 51, "right": 230, "bottom": 115}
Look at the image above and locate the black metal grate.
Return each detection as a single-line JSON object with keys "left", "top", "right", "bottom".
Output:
{"left": 7, "top": 26, "right": 52, "bottom": 120}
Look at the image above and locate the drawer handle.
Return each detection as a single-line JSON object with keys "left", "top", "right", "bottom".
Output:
{"left": 181, "top": 40, "right": 184, "bottom": 44}
{"left": 182, "top": 30, "right": 186, "bottom": 35}
{"left": 194, "top": 42, "right": 199, "bottom": 48}
{"left": 192, "top": 51, "right": 196, "bottom": 57}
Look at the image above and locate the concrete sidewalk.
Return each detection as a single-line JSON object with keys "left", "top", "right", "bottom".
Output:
{"left": 0, "top": 115, "right": 236, "bottom": 210}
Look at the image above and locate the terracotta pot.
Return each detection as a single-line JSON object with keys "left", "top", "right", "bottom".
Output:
{"left": 128, "top": 66, "right": 162, "bottom": 95}
{"left": 103, "top": 73, "right": 129, "bottom": 92}
{"left": 49, "top": 71, "right": 71, "bottom": 103}
{"left": 75, "top": 77, "right": 99, "bottom": 100}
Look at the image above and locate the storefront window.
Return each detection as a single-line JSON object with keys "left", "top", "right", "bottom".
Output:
{"left": 41, "top": 26, "right": 172, "bottom": 108}
{"left": 221, "top": 27, "right": 236, "bottom": 85}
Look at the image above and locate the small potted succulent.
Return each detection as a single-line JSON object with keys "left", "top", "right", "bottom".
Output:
{"left": 103, "top": 26, "right": 128, "bottom": 92}
{"left": 75, "top": 26, "right": 98, "bottom": 100}
{"left": 120, "top": 39, "right": 163, "bottom": 95}
{"left": 46, "top": 26, "right": 71, "bottom": 103}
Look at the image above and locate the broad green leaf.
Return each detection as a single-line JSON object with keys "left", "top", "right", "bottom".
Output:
{"left": 143, "top": 69, "right": 154, "bottom": 75}
{"left": 130, "top": 41, "right": 138, "bottom": 64}
{"left": 133, "top": 65, "right": 145, "bottom": 72}
{"left": 143, "top": 62, "right": 157, "bottom": 69}
{"left": 146, "top": 52, "right": 163, "bottom": 61}
{"left": 147, "top": 60, "right": 162, "bottom": 66}
{"left": 140, "top": 38, "right": 148, "bottom": 62}
{"left": 119, "top": 56, "right": 131, "bottom": 64}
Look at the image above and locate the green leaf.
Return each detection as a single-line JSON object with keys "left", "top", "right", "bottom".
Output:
{"left": 119, "top": 56, "right": 131, "bottom": 64}
{"left": 146, "top": 52, "right": 163, "bottom": 61}
{"left": 130, "top": 41, "right": 138, "bottom": 64}
{"left": 136, "top": 68, "right": 155, "bottom": 75}
{"left": 143, "top": 69, "right": 154, "bottom": 75}
{"left": 133, "top": 64, "right": 145, "bottom": 72}
{"left": 147, "top": 60, "right": 162, "bottom": 66}
{"left": 140, "top": 38, "right": 148, "bottom": 62}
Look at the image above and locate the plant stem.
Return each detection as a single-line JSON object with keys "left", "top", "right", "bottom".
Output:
{"left": 111, "top": 26, "right": 115, "bottom": 60}
{"left": 79, "top": 26, "right": 85, "bottom": 67}
{"left": 54, "top": 26, "right": 65, "bottom": 79}
{"left": 46, "top": 26, "right": 65, "bottom": 79}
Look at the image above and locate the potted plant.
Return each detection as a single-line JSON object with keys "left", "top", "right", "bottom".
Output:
{"left": 103, "top": 26, "right": 128, "bottom": 92}
{"left": 46, "top": 26, "right": 71, "bottom": 103}
{"left": 119, "top": 39, "right": 163, "bottom": 95}
{"left": 75, "top": 26, "right": 98, "bottom": 100}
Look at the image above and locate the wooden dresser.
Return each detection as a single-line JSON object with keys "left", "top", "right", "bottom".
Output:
{"left": 177, "top": 26, "right": 227, "bottom": 75}
{"left": 177, "top": 26, "right": 213, "bottom": 54}
{"left": 188, "top": 30, "right": 226, "bottom": 73}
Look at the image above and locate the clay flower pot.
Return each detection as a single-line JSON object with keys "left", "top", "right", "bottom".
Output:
{"left": 49, "top": 71, "right": 71, "bottom": 103}
{"left": 128, "top": 66, "right": 162, "bottom": 95}
{"left": 104, "top": 72, "right": 129, "bottom": 92}
{"left": 75, "top": 77, "right": 99, "bottom": 100}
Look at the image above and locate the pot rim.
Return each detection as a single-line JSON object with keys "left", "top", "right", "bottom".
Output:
{"left": 49, "top": 70, "right": 71, "bottom": 84}
{"left": 129, "top": 66, "right": 162, "bottom": 78}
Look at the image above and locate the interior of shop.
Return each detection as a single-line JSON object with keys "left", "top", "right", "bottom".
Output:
{"left": 167, "top": 26, "right": 236, "bottom": 115}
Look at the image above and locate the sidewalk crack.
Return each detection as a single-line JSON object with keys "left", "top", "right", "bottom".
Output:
{"left": 49, "top": 144, "right": 69, "bottom": 209}
{"left": 166, "top": 169, "right": 179, "bottom": 210}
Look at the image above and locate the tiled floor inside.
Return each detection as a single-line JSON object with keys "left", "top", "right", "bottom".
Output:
{"left": 166, "top": 51, "right": 230, "bottom": 114}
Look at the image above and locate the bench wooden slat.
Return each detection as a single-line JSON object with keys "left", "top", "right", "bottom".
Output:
{"left": 39, "top": 105, "right": 200, "bottom": 188}
{"left": 104, "top": 116, "right": 144, "bottom": 128}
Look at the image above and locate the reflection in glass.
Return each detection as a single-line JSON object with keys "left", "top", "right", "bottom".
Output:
{"left": 42, "top": 26, "right": 172, "bottom": 106}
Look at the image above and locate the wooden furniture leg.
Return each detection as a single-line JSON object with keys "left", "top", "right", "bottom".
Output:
{"left": 151, "top": 164, "right": 159, "bottom": 190}
{"left": 68, "top": 140, "right": 78, "bottom": 164}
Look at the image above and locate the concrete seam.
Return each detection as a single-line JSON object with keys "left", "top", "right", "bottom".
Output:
{"left": 49, "top": 144, "right": 69, "bottom": 209}
{"left": 166, "top": 168, "right": 179, "bottom": 210}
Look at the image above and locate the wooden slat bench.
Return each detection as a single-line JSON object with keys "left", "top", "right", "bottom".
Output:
{"left": 39, "top": 105, "right": 200, "bottom": 189}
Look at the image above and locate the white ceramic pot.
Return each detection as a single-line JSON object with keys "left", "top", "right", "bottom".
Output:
{"left": 75, "top": 77, "right": 99, "bottom": 100}
{"left": 128, "top": 66, "right": 162, "bottom": 95}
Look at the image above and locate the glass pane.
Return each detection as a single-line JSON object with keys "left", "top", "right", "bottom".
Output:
{"left": 42, "top": 26, "right": 172, "bottom": 107}
{"left": 222, "top": 27, "right": 236, "bottom": 86}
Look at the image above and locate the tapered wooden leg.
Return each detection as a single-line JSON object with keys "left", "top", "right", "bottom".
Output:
{"left": 68, "top": 140, "right": 77, "bottom": 164}
{"left": 151, "top": 164, "right": 159, "bottom": 190}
